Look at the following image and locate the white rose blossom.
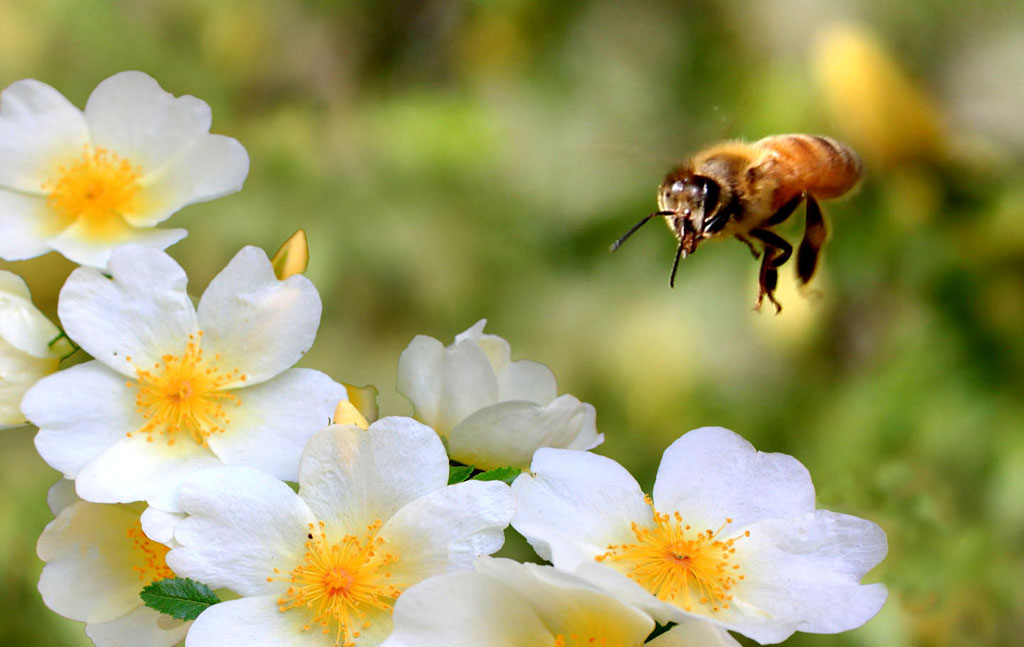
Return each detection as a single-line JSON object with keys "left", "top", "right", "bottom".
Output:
{"left": 396, "top": 319, "right": 601, "bottom": 470}
{"left": 383, "top": 556, "right": 739, "bottom": 647}
{"left": 164, "top": 418, "right": 515, "bottom": 647}
{"left": 23, "top": 244, "right": 346, "bottom": 510}
{"left": 0, "top": 70, "right": 248, "bottom": 268}
{"left": 0, "top": 270, "right": 71, "bottom": 428}
{"left": 512, "top": 427, "right": 888, "bottom": 645}
{"left": 37, "top": 479, "right": 190, "bottom": 647}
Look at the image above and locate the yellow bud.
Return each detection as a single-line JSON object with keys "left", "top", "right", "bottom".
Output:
{"left": 342, "top": 384, "right": 380, "bottom": 424}
{"left": 333, "top": 400, "right": 369, "bottom": 430}
{"left": 270, "top": 229, "right": 309, "bottom": 279}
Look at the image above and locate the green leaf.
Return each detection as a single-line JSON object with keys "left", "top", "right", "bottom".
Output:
{"left": 448, "top": 464, "right": 475, "bottom": 484}
{"left": 139, "top": 577, "right": 221, "bottom": 620}
{"left": 474, "top": 466, "right": 521, "bottom": 484}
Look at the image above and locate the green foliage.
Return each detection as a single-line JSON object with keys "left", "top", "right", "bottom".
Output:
{"left": 139, "top": 578, "right": 220, "bottom": 621}
{"left": 449, "top": 464, "right": 521, "bottom": 485}
{"left": 448, "top": 464, "right": 475, "bottom": 485}
{"left": 474, "top": 466, "right": 521, "bottom": 485}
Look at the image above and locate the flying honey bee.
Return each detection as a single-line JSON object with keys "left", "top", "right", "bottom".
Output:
{"left": 611, "top": 134, "right": 863, "bottom": 312}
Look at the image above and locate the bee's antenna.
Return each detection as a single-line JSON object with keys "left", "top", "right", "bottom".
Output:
{"left": 610, "top": 211, "right": 674, "bottom": 252}
{"left": 669, "top": 241, "right": 686, "bottom": 287}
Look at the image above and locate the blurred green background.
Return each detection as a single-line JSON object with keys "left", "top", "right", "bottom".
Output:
{"left": 2, "top": 0, "right": 1023, "bottom": 645}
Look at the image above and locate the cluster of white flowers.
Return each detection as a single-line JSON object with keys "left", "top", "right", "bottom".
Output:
{"left": 2, "top": 72, "right": 888, "bottom": 647}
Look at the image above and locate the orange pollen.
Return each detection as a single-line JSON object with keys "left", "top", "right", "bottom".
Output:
{"left": 43, "top": 145, "right": 141, "bottom": 236}
{"left": 270, "top": 519, "right": 401, "bottom": 647}
{"left": 125, "top": 331, "right": 245, "bottom": 446}
{"left": 553, "top": 634, "right": 624, "bottom": 647}
{"left": 126, "top": 521, "right": 175, "bottom": 583}
{"left": 595, "top": 497, "right": 746, "bottom": 613}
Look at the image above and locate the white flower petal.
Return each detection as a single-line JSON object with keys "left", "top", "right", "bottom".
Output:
{"left": 86, "top": 605, "right": 190, "bottom": 647}
{"left": 183, "top": 595, "right": 326, "bottom": 647}
{"left": 462, "top": 320, "right": 506, "bottom": 371}
{"left": 512, "top": 448, "right": 650, "bottom": 562}
{"left": 397, "top": 322, "right": 502, "bottom": 436}
{"left": 382, "top": 480, "right": 514, "bottom": 587}
{"left": 652, "top": 427, "right": 815, "bottom": 530}
{"left": 436, "top": 332, "right": 501, "bottom": 431}
{"left": 0, "top": 270, "right": 63, "bottom": 357}
{"left": 28, "top": 362, "right": 141, "bottom": 478}
{"left": 75, "top": 434, "right": 222, "bottom": 509}
{"left": 0, "top": 78, "right": 88, "bottom": 193}
{"left": 57, "top": 245, "right": 197, "bottom": 375}
{"left": 568, "top": 559, "right": 686, "bottom": 624}
{"left": 46, "top": 478, "right": 78, "bottom": 516}
{"left": 298, "top": 418, "right": 448, "bottom": 534}
{"left": 137, "top": 133, "right": 248, "bottom": 226}
{"left": 0, "top": 338, "right": 60, "bottom": 427}
{"left": 731, "top": 510, "right": 888, "bottom": 639}
{"left": 647, "top": 621, "right": 741, "bottom": 647}
{"left": 197, "top": 246, "right": 321, "bottom": 385}
{"left": 37, "top": 501, "right": 148, "bottom": 624}
{"left": 0, "top": 191, "right": 55, "bottom": 260}
{"left": 566, "top": 402, "right": 603, "bottom": 451}
{"left": 0, "top": 268, "right": 31, "bottom": 298}
{"left": 383, "top": 571, "right": 554, "bottom": 647}
{"left": 206, "top": 368, "right": 345, "bottom": 481}
{"left": 140, "top": 507, "right": 185, "bottom": 546}
{"left": 48, "top": 222, "right": 188, "bottom": 269}
{"left": 478, "top": 558, "right": 656, "bottom": 643}
{"left": 452, "top": 319, "right": 488, "bottom": 345}
{"left": 394, "top": 334, "right": 445, "bottom": 428}
{"left": 496, "top": 358, "right": 557, "bottom": 404}
{"left": 168, "top": 466, "right": 315, "bottom": 596}
{"left": 448, "top": 395, "right": 596, "bottom": 470}
{"left": 83, "top": 71, "right": 211, "bottom": 179}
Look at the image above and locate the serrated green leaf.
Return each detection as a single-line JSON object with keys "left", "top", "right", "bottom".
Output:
{"left": 474, "top": 466, "right": 521, "bottom": 484}
{"left": 139, "top": 577, "right": 221, "bottom": 620}
{"left": 448, "top": 464, "right": 475, "bottom": 484}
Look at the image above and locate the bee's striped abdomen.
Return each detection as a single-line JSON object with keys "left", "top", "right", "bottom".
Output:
{"left": 757, "top": 134, "right": 863, "bottom": 209}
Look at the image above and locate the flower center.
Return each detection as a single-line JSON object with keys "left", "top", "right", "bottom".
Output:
{"left": 596, "top": 497, "right": 747, "bottom": 613}
{"left": 126, "top": 332, "right": 245, "bottom": 446}
{"left": 270, "top": 520, "right": 402, "bottom": 647}
{"left": 553, "top": 635, "right": 624, "bottom": 647}
{"left": 43, "top": 145, "right": 141, "bottom": 237}
{"left": 126, "top": 521, "right": 175, "bottom": 583}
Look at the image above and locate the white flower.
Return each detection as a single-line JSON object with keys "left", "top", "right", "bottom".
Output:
{"left": 511, "top": 427, "right": 888, "bottom": 645}
{"left": 383, "top": 556, "right": 739, "bottom": 647}
{"left": 396, "top": 319, "right": 601, "bottom": 470}
{"left": 36, "top": 479, "right": 190, "bottom": 647}
{"left": 0, "top": 270, "right": 71, "bottom": 428}
{"left": 24, "top": 244, "right": 346, "bottom": 510}
{"left": 165, "top": 418, "right": 515, "bottom": 647}
{"left": 0, "top": 70, "right": 248, "bottom": 268}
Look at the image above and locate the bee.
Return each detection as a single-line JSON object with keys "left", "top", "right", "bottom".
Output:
{"left": 611, "top": 134, "right": 863, "bottom": 312}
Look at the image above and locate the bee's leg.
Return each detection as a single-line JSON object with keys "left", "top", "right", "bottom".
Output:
{"left": 735, "top": 234, "right": 761, "bottom": 259}
{"left": 766, "top": 193, "right": 804, "bottom": 226}
{"left": 749, "top": 229, "right": 792, "bottom": 313}
{"left": 796, "top": 195, "right": 827, "bottom": 284}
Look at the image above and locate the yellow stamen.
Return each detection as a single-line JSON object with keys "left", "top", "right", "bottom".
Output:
{"left": 126, "top": 331, "right": 245, "bottom": 446}
{"left": 43, "top": 145, "right": 142, "bottom": 238}
{"left": 270, "top": 520, "right": 402, "bottom": 647}
{"left": 596, "top": 496, "right": 747, "bottom": 613}
{"left": 126, "top": 521, "right": 175, "bottom": 583}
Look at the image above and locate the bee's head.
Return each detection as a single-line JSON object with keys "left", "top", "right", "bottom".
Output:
{"left": 657, "top": 172, "right": 722, "bottom": 253}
